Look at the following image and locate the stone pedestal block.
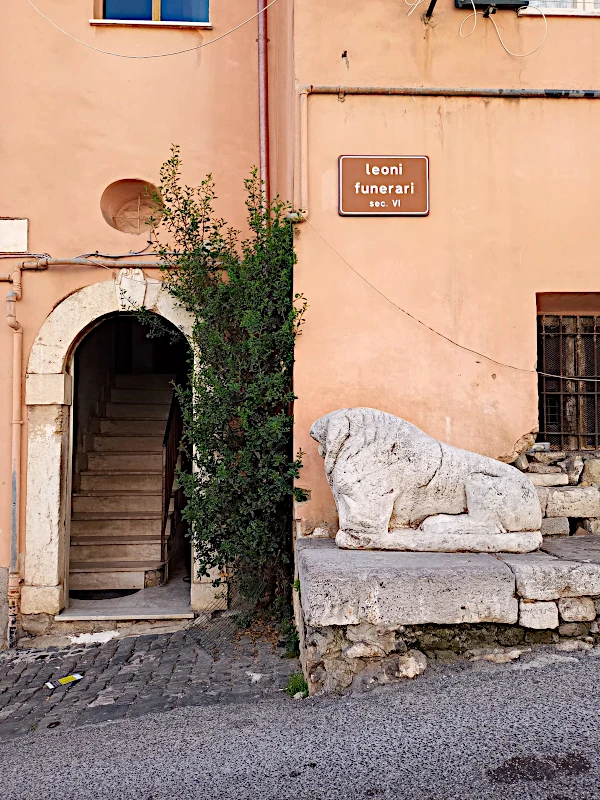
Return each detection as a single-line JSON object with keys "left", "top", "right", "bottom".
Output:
{"left": 500, "top": 552, "right": 600, "bottom": 600}
{"left": 296, "top": 538, "right": 518, "bottom": 628}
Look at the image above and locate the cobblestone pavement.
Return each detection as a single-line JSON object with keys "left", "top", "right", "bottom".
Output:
{"left": 0, "top": 622, "right": 300, "bottom": 741}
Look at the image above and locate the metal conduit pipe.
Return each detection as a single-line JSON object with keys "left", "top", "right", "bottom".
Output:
{"left": 297, "top": 84, "right": 600, "bottom": 217}
{"left": 258, "top": 0, "right": 270, "bottom": 204}
{"left": 4, "top": 268, "right": 23, "bottom": 647}
{"left": 21, "top": 258, "right": 164, "bottom": 270}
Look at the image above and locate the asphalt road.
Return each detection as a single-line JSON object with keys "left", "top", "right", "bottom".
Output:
{"left": 1, "top": 650, "right": 600, "bottom": 800}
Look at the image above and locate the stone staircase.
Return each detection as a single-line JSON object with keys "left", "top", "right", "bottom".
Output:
{"left": 69, "top": 374, "right": 175, "bottom": 591}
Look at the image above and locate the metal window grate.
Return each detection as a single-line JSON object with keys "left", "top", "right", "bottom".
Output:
{"left": 538, "top": 315, "right": 600, "bottom": 451}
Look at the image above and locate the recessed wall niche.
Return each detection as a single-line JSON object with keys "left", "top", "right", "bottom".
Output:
{"left": 100, "top": 179, "right": 160, "bottom": 235}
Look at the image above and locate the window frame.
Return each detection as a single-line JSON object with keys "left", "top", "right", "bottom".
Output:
{"left": 91, "top": 0, "right": 211, "bottom": 29}
{"left": 519, "top": 1, "right": 600, "bottom": 17}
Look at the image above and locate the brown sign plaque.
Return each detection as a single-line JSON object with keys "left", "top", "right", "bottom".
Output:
{"left": 339, "top": 155, "right": 429, "bottom": 217}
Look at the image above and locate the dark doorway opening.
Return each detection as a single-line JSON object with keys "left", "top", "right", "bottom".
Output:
{"left": 68, "top": 313, "right": 191, "bottom": 613}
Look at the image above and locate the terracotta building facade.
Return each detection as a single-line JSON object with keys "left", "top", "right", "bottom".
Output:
{"left": 1, "top": 0, "right": 600, "bottom": 644}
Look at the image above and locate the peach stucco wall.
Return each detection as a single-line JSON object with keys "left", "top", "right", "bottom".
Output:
{"left": 290, "top": 0, "right": 600, "bottom": 532}
{"left": 0, "top": 0, "right": 259, "bottom": 570}
{"left": 2, "top": 0, "right": 600, "bottom": 569}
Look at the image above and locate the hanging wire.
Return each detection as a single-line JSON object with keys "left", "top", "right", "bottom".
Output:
{"left": 24, "top": 0, "right": 282, "bottom": 59}
{"left": 305, "top": 219, "right": 600, "bottom": 382}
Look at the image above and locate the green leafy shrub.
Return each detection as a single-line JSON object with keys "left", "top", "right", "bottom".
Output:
{"left": 152, "top": 146, "right": 307, "bottom": 603}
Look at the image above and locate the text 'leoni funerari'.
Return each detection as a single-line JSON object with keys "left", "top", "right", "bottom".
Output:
{"left": 355, "top": 164, "right": 415, "bottom": 198}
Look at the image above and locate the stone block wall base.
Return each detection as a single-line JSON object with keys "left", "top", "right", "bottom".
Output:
{"left": 302, "top": 619, "right": 600, "bottom": 695}
{"left": 296, "top": 537, "right": 600, "bottom": 694}
{"left": 190, "top": 581, "right": 227, "bottom": 612}
{"left": 20, "top": 585, "right": 63, "bottom": 616}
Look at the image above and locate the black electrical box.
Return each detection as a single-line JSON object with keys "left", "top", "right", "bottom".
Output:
{"left": 455, "top": 0, "right": 529, "bottom": 8}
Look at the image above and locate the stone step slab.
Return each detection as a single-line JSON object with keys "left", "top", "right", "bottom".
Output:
{"left": 110, "top": 388, "right": 172, "bottom": 404}
{"left": 499, "top": 551, "right": 600, "bottom": 600}
{"left": 70, "top": 516, "right": 162, "bottom": 537}
{"left": 87, "top": 452, "right": 163, "bottom": 471}
{"left": 545, "top": 486, "right": 600, "bottom": 518}
{"left": 296, "top": 538, "right": 518, "bottom": 628}
{"left": 72, "top": 493, "right": 162, "bottom": 514}
{"left": 114, "top": 374, "right": 175, "bottom": 389}
{"left": 69, "top": 570, "right": 147, "bottom": 591}
{"left": 79, "top": 472, "right": 162, "bottom": 492}
{"left": 99, "top": 419, "right": 166, "bottom": 436}
{"left": 70, "top": 540, "right": 162, "bottom": 561}
{"left": 105, "top": 403, "right": 170, "bottom": 420}
{"left": 92, "top": 436, "right": 163, "bottom": 453}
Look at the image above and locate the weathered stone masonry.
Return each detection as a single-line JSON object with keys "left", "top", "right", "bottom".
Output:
{"left": 295, "top": 538, "right": 600, "bottom": 695}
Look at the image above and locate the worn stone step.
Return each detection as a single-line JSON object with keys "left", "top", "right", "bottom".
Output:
{"left": 69, "top": 561, "right": 165, "bottom": 591}
{"left": 70, "top": 537, "right": 162, "bottom": 561}
{"left": 105, "top": 403, "right": 170, "bottom": 420}
{"left": 93, "top": 436, "right": 163, "bottom": 453}
{"left": 110, "top": 388, "right": 173, "bottom": 404}
{"left": 72, "top": 492, "right": 162, "bottom": 514}
{"left": 71, "top": 514, "right": 162, "bottom": 537}
{"left": 114, "top": 374, "right": 175, "bottom": 389}
{"left": 87, "top": 452, "right": 163, "bottom": 471}
{"left": 79, "top": 472, "right": 162, "bottom": 492}
{"left": 99, "top": 419, "right": 166, "bottom": 436}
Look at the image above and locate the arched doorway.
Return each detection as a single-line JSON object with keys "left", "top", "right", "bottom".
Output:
{"left": 20, "top": 275, "right": 220, "bottom": 620}
{"left": 68, "top": 312, "right": 190, "bottom": 613}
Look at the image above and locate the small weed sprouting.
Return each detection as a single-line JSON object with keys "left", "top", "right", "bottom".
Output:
{"left": 280, "top": 618, "right": 300, "bottom": 658}
{"left": 286, "top": 672, "right": 308, "bottom": 698}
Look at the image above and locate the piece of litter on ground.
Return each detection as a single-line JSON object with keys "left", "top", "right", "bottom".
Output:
{"left": 470, "top": 648, "right": 530, "bottom": 663}
{"left": 293, "top": 691, "right": 306, "bottom": 700}
{"left": 482, "top": 649, "right": 527, "bottom": 664}
{"left": 44, "top": 673, "right": 83, "bottom": 690}
{"left": 68, "top": 631, "right": 119, "bottom": 646}
{"left": 245, "top": 671, "right": 264, "bottom": 684}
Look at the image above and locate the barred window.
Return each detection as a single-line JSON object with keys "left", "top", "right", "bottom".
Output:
{"left": 538, "top": 315, "right": 600, "bottom": 451}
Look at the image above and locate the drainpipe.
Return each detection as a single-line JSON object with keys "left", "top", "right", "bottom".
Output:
{"left": 258, "top": 0, "right": 270, "bottom": 204}
{"left": 297, "top": 84, "right": 600, "bottom": 219}
{"left": 6, "top": 269, "right": 22, "bottom": 648}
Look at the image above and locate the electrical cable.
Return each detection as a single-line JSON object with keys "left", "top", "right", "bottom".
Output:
{"left": 304, "top": 219, "right": 600, "bottom": 382}
{"left": 24, "top": 0, "right": 281, "bottom": 59}
{"left": 405, "top": 0, "right": 427, "bottom": 17}
{"left": 460, "top": 0, "right": 547, "bottom": 57}
{"left": 75, "top": 239, "right": 154, "bottom": 260}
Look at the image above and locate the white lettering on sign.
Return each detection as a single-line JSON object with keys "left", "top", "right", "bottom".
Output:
{"left": 339, "top": 156, "right": 429, "bottom": 216}
{"left": 366, "top": 163, "right": 403, "bottom": 176}
{"left": 353, "top": 182, "right": 414, "bottom": 195}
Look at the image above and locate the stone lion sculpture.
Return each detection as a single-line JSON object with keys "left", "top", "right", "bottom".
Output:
{"left": 310, "top": 408, "right": 542, "bottom": 553}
